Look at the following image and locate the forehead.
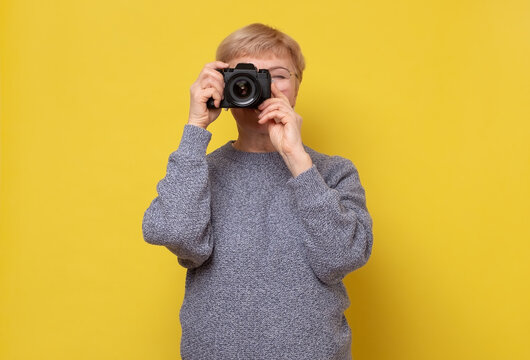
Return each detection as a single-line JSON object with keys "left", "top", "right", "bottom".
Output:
{"left": 228, "top": 54, "right": 294, "bottom": 70}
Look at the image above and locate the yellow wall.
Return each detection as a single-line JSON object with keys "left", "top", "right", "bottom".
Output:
{"left": 1, "top": 1, "right": 528, "bottom": 359}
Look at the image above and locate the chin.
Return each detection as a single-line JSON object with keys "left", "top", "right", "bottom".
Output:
{"left": 231, "top": 108, "right": 268, "bottom": 133}
{"left": 231, "top": 108, "right": 259, "bottom": 120}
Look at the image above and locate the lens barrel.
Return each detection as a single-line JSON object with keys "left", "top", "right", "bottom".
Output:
{"left": 226, "top": 75, "right": 260, "bottom": 107}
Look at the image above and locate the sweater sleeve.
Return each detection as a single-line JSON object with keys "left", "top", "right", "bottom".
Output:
{"left": 142, "top": 124, "right": 214, "bottom": 269}
{"left": 286, "top": 158, "right": 373, "bottom": 285}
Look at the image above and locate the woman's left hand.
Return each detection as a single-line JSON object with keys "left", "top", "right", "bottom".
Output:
{"left": 257, "top": 82, "right": 313, "bottom": 177}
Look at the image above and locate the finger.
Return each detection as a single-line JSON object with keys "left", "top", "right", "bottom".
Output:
{"left": 196, "top": 65, "right": 227, "bottom": 92}
{"left": 197, "top": 87, "right": 222, "bottom": 108}
{"left": 258, "top": 102, "right": 289, "bottom": 119}
{"left": 271, "top": 82, "right": 288, "bottom": 100}
{"left": 200, "top": 78, "right": 224, "bottom": 100}
{"left": 258, "top": 97, "right": 286, "bottom": 111}
{"left": 205, "top": 61, "right": 230, "bottom": 70}
{"left": 199, "top": 69, "right": 225, "bottom": 98}
{"left": 200, "top": 67, "right": 225, "bottom": 86}
{"left": 257, "top": 110, "right": 288, "bottom": 124}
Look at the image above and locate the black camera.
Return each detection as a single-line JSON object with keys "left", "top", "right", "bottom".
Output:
{"left": 206, "top": 63, "right": 271, "bottom": 109}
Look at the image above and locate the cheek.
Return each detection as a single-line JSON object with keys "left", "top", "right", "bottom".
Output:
{"left": 273, "top": 83, "right": 296, "bottom": 104}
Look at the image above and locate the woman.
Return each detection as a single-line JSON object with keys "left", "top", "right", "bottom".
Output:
{"left": 142, "top": 23, "right": 373, "bottom": 360}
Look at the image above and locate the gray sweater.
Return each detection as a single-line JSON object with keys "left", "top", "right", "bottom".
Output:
{"left": 142, "top": 124, "right": 373, "bottom": 360}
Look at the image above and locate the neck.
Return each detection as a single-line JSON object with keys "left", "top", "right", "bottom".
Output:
{"left": 232, "top": 126, "right": 276, "bottom": 153}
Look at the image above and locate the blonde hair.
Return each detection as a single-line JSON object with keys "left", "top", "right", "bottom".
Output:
{"left": 216, "top": 23, "right": 306, "bottom": 83}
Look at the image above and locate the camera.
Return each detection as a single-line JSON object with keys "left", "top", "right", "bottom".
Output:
{"left": 206, "top": 63, "right": 271, "bottom": 109}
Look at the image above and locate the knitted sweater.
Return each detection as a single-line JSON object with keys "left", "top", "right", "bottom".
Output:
{"left": 142, "top": 124, "right": 373, "bottom": 360}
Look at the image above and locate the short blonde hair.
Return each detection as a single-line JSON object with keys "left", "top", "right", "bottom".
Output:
{"left": 216, "top": 23, "right": 306, "bottom": 83}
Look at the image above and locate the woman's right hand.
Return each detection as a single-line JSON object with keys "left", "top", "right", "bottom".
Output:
{"left": 187, "top": 61, "right": 230, "bottom": 129}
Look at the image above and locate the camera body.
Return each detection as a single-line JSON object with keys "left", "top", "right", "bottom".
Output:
{"left": 206, "top": 63, "right": 271, "bottom": 109}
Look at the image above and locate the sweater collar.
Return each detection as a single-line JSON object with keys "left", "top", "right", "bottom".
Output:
{"left": 221, "top": 140, "right": 285, "bottom": 165}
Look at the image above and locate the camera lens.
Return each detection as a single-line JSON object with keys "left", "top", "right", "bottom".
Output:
{"left": 233, "top": 80, "right": 252, "bottom": 99}
{"left": 227, "top": 75, "right": 259, "bottom": 107}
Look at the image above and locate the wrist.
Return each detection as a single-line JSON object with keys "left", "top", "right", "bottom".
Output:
{"left": 282, "top": 150, "right": 313, "bottom": 178}
{"left": 187, "top": 120, "right": 208, "bottom": 130}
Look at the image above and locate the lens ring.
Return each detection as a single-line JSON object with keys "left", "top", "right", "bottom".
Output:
{"left": 226, "top": 75, "right": 261, "bottom": 107}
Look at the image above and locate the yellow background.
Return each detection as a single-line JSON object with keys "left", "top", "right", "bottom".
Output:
{"left": 1, "top": 0, "right": 529, "bottom": 359}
